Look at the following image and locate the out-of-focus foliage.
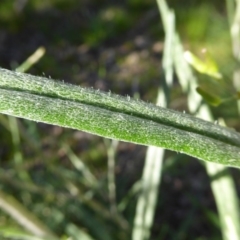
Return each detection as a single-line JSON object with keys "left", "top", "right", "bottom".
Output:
{"left": 0, "top": 0, "right": 239, "bottom": 239}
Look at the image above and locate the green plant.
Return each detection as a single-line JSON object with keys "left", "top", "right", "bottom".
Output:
{"left": 1, "top": 1, "right": 240, "bottom": 240}
{"left": 0, "top": 67, "right": 240, "bottom": 166}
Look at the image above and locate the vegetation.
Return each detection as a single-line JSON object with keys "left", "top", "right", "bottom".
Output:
{"left": 0, "top": 0, "right": 240, "bottom": 239}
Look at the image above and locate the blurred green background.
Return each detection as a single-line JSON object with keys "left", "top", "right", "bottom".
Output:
{"left": 0, "top": 0, "right": 239, "bottom": 239}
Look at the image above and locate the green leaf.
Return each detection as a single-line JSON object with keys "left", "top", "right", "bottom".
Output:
{"left": 184, "top": 50, "right": 222, "bottom": 79}
{"left": 0, "top": 68, "right": 240, "bottom": 167}
{"left": 196, "top": 86, "right": 222, "bottom": 106}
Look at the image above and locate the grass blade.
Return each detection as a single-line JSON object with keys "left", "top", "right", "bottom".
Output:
{"left": 104, "top": 138, "right": 118, "bottom": 215}
{"left": 132, "top": 7, "right": 175, "bottom": 240}
{"left": 0, "top": 190, "right": 58, "bottom": 239}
